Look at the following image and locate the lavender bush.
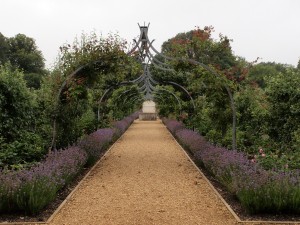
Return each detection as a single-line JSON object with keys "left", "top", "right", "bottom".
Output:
{"left": 16, "top": 176, "right": 58, "bottom": 215}
{"left": 163, "top": 119, "right": 185, "bottom": 133}
{"left": 161, "top": 117, "right": 169, "bottom": 125}
{"left": 166, "top": 118, "right": 300, "bottom": 214}
{"left": 113, "top": 112, "right": 139, "bottom": 136}
{"left": 195, "top": 144, "right": 251, "bottom": 191}
{"left": 0, "top": 112, "right": 139, "bottom": 215}
{"left": 79, "top": 128, "right": 115, "bottom": 165}
{"left": 0, "top": 146, "right": 87, "bottom": 214}
{"left": 113, "top": 120, "right": 128, "bottom": 136}
{"left": 0, "top": 170, "right": 20, "bottom": 212}
{"left": 235, "top": 169, "right": 300, "bottom": 213}
{"left": 175, "top": 129, "right": 207, "bottom": 154}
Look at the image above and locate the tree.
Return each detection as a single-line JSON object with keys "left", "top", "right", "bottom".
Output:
{"left": 155, "top": 26, "right": 247, "bottom": 148}
{"left": 247, "top": 62, "right": 293, "bottom": 89}
{"left": 8, "top": 34, "right": 46, "bottom": 88}
{"left": 0, "top": 33, "right": 9, "bottom": 65}
{"left": 234, "top": 85, "right": 270, "bottom": 153}
{"left": 0, "top": 64, "right": 46, "bottom": 167}
{"left": 266, "top": 69, "right": 300, "bottom": 151}
{"left": 0, "top": 64, "right": 34, "bottom": 141}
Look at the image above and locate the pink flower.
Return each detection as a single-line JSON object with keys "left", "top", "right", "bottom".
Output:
{"left": 261, "top": 153, "right": 266, "bottom": 157}
{"left": 259, "top": 148, "right": 264, "bottom": 154}
{"left": 251, "top": 159, "right": 256, "bottom": 163}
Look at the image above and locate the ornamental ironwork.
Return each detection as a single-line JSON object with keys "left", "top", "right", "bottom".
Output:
{"left": 51, "top": 23, "right": 237, "bottom": 150}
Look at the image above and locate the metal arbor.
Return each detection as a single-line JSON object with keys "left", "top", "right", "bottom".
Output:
{"left": 51, "top": 23, "right": 237, "bottom": 150}
{"left": 97, "top": 24, "right": 195, "bottom": 116}
{"left": 102, "top": 23, "right": 237, "bottom": 149}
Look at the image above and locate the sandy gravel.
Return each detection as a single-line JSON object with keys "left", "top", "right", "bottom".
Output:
{"left": 50, "top": 120, "right": 237, "bottom": 225}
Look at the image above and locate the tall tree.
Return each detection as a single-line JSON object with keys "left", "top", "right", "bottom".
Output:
{"left": 0, "top": 64, "right": 46, "bottom": 166}
{"left": 155, "top": 26, "right": 247, "bottom": 147}
{"left": 266, "top": 69, "right": 300, "bottom": 150}
{"left": 8, "top": 34, "right": 46, "bottom": 88}
{"left": 0, "top": 33, "right": 9, "bottom": 65}
{"left": 247, "top": 62, "right": 293, "bottom": 89}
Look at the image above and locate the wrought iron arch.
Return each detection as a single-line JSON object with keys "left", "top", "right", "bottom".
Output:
{"left": 51, "top": 23, "right": 237, "bottom": 150}
{"left": 127, "top": 23, "right": 237, "bottom": 149}
{"left": 153, "top": 89, "right": 182, "bottom": 113}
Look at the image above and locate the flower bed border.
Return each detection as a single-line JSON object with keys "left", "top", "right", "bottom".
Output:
{"left": 165, "top": 122, "right": 300, "bottom": 225}
{"left": 0, "top": 122, "right": 132, "bottom": 225}
{"left": 1, "top": 120, "right": 299, "bottom": 225}
{"left": 46, "top": 126, "right": 126, "bottom": 224}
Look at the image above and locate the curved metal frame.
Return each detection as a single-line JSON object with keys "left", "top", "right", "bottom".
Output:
{"left": 51, "top": 23, "right": 237, "bottom": 150}
{"left": 153, "top": 89, "right": 182, "bottom": 112}
{"left": 128, "top": 24, "right": 237, "bottom": 150}
{"left": 50, "top": 58, "right": 142, "bottom": 150}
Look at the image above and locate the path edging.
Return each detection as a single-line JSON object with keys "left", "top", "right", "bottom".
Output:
{"left": 0, "top": 222, "right": 46, "bottom": 225}
{"left": 0, "top": 122, "right": 134, "bottom": 225}
{"left": 46, "top": 123, "right": 133, "bottom": 224}
{"left": 164, "top": 123, "right": 300, "bottom": 225}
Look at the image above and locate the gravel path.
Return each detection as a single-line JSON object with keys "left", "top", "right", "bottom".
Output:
{"left": 50, "top": 120, "right": 237, "bottom": 225}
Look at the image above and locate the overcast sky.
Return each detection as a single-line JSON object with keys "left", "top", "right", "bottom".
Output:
{"left": 1, "top": 0, "right": 300, "bottom": 69}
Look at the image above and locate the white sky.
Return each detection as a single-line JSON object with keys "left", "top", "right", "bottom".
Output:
{"left": 1, "top": 0, "right": 300, "bottom": 69}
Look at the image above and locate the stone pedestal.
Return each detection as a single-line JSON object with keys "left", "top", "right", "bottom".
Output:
{"left": 139, "top": 113, "right": 157, "bottom": 120}
{"left": 139, "top": 100, "right": 157, "bottom": 121}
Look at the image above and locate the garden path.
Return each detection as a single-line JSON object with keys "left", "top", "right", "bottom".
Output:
{"left": 50, "top": 120, "right": 237, "bottom": 225}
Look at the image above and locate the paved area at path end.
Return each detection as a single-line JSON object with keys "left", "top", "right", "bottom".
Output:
{"left": 50, "top": 120, "right": 237, "bottom": 225}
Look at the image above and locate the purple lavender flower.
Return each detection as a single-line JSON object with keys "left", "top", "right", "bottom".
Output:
{"left": 0, "top": 112, "right": 139, "bottom": 215}
{"left": 112, "top": 111, "right": 138, "bottom": 135}
{"left": 79, "top": 128, "right": 114, "bottom": 165}
{"left": 0, "top": 146, "right": 87, "bottom": 214}
{"left": 175, "top": 129, "right": 207, "bottom": 154}
{"left": 164, "top": 120, "right": 185, "bottom": 133}
{"left": 167, "top": 117, "right": 300, "bottom": 214}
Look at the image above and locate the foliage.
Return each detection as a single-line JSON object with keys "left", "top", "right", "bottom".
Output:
{"left": 106, "top": 85, "right": 142, "bottom": 120}
{"left": 154, "top": 85, "right": 182, "bottom": 118}
{"left": 1, "top": 31, "right": 141, "bottom": 168}
{"left": 254, "top": 147, "right": 300, "bottom": 171}
{"left": 8, "top": 34, "right": 45, "bottom": 74}
{"left": 0, "top": 33, "right": 9, "bottom": 65}
{"left": 47, "top": 32, "right": 141, "bottom": 149}
{"left": 247, "top": 62, "right": 292, "bottom": 89}
{"left": 0, "top": 64, "right": 35, "bottom": 141}
{"left": 154, "top": 26, "right": 249, "bottom": 150}
{"left": 0, "top": 64, "right": 47, "bottom": 168}
{"left": 0, "top": 33, "right": 47, "bottom": 89}
{"left": 158, "top": 27, "right": 300, "bottom": 169}
{"left": 234, "top": 85, "right": 270, "bottom": 153}
{"left": 175, "top": 129, "right": 207, "bottom": 155}
{"left": 235, "top": 169, "right": 300, "bottom": 214}
{"left": 266, "top": 69, "right": 300, "bottom": 151}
